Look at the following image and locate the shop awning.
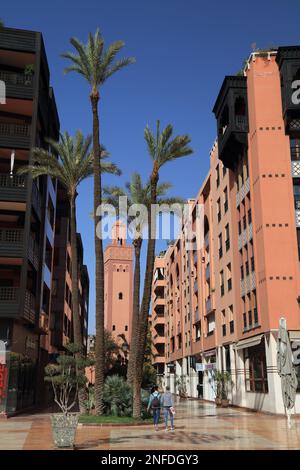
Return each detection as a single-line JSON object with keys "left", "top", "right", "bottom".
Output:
{"left": 236, "top": 334, "right": 263, "bottom": 351}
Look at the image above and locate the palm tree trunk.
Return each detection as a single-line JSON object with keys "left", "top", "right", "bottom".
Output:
{"left": 91, "top": 93, "right": 105, "bottom": 415}
{"left": 127, "top": 237, "right": 142, "bottom": 386}
{"left": 69, "top": 194, "right": 87, "bottom": 414}
{"left": 132, "top": 167, "right": 158, "bottom": 418}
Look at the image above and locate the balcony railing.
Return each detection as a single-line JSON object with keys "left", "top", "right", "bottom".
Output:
{"left": 32, "top": 182, "right": 42, "bottom": 219}
{"left": 0, "top": 70, "right": 33, "bottom": 86}
{"left": 235, "top": 115, "right": 248, "bottom": 131}
{"left": 0, "top": 228, "right": 24, "bottom": 258}
{"left": 0, "top": 174, "right": 26, "bottom": 189}
{"left": 27, "top": 235, "right": 40, "bottom": 269}
{"left": 0, "top": 287, "right": 35, "bottom": 323}
{"left": 0, "top": 122, "right": 30, "bottom": 137}
{"left": 236, "top": 177, "right": 250, "bottom": 207}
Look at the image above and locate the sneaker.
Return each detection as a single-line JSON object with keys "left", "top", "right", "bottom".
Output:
{"left": 165, "top": 427, "right": 169, "bottom": 432}
{"left": 171, "top": 428, "right": 175, "bottom": 432}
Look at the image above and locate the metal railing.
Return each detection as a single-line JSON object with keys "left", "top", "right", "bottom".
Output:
{"left": 0, "top": 70, "right": 33, "bottom": 86}
{"left": 0, "top": 173, "right": 26, "bottom": 188}
{"left": 235, "top": 115, "right": 248, "bottom": 131}
{"left": 0, "top": 228, "right": 23, "bottom": 243}
{"left": 0, "top": 122, "right": 30, "bottom": 136}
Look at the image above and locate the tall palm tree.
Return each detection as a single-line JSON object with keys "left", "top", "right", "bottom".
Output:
{"left": 18, "top": 131, "right": 120, "bottom": 413}
{"left": 103, "top": 173, "right": 184, "bottom": 386}
{"left": 132, "top": 121, "right": 193, "bottom": 417}
{"left": 62, "top": 30, "right": 135, "bottom": 414}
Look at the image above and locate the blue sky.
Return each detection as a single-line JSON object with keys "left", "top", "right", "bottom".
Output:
{"left": 3, "top": 0, "right": 300, "bottom": 332}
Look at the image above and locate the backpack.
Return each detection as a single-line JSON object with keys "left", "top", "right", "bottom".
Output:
{"left": 151, "top": 394, "right": 160, "bottom": 408}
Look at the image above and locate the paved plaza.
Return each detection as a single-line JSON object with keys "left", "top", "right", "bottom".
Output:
{"left": 1, "top": 399, "right": 300, "bottom": 450}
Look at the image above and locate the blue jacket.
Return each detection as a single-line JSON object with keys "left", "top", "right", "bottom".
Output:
{"left": 148, "top": 391, "right": 161, "bottom": 409}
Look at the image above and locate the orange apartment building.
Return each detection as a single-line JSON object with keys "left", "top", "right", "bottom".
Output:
{"left": 151, "top": 47, "right": 300, "bottom": 413}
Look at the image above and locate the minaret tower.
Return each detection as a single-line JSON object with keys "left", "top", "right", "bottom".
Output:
{"left": 104, "top": 221, "right": 133, "bottom": 347}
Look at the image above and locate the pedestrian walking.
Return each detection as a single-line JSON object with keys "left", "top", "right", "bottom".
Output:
{"left": 161, "top": 386, "right": 175, "bottom": 431}
{"left": 147, "top": 385, "right": 161, "bottom": 431}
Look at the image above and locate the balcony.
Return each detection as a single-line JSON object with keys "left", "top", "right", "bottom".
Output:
{"left": 205, "top": 263, "right": 210, "bottom": 280}
{"left": 0, "top": 28, "right": 37, "bottom": 52}
{"left": 0, "top": 122, "right": 31, "bottom": 149}
{"left": 194, "top": 307, "right": 200, "bottom": 322}
{"left": 0, "top": 174, "right": 27, "bottom": 202}
{"left": 276, "top": 46, "right": 300, "bottom": 132}
{"left": 31, "top": 182, "right": 42, "bottom": 219}
{"left": 0, "top": 70, "right": 34, "bottom": 100}
{"left": 213, "top": 76, "right": 248, "bottom": 170}
{"left": 27, "top": 235, "right": 39, "bottom": 270}
{"left": 153, "top": 333, "right": 165, "bottom": 345}
{"left": 236, "top": 177, "right": 250, "bottom": 207}
{"left": 292, "top": 161, "right": 300, "bottom": 182}
{"left": 153, "top": 296, "right": 165, "bottom": 311}
{"left": 204, "top": 232, "right": 209, "bottom": 249}
{"left": 0, "top": 287, "right": 35, "bottom": 323}
{"left": 0, "top": 228, "right": 24, "bottom": 258}
{"left": 205, "top": 296, "right": 215, "bottom": 315}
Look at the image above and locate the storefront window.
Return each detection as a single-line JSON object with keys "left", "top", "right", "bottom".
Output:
{"left": 244, "top": 342, "right": 268, "bottom": 393}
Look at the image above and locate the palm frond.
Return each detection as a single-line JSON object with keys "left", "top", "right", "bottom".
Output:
{"left": 62, "top": 30, "right": 135, "bottom": 88}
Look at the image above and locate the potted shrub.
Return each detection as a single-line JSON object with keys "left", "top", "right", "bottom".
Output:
{"left": 221, "top": 371, "right": 232, "bottom": 407}
{"left": 44, "top": 343, "right": 91, "bottom": 448}
{"left": 213, "top": 371, "right": 223, "bottom": 406}
{"left": 176, "top": 376, "right": 187, "bottom": 399}
{"left": 24, "top": 64, "right": 34, "bottom": 85}
{"left": 214, "top": 370, "right": 232, "bottom": 407}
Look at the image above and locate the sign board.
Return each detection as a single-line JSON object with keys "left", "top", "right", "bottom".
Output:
{"left": 196, "top": 363, "right": 216, "bottom": 372}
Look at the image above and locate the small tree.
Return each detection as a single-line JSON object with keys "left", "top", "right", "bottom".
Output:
{"left": 45, "top": 344, "right": 92, "bottom": 414}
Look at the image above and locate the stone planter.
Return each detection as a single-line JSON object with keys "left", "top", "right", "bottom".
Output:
{"left": 215, "top": 397, "right": 222, "bottom": 407}
{"left": 221, "top": 399, "right": 229, "bottom": 408}
{"left": 51, "top": 413, "right": 79, "bottom": 448}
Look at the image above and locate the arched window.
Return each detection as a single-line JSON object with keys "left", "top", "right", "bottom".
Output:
{"left": 118, "top": 292, "right": 123, "bottom": 300}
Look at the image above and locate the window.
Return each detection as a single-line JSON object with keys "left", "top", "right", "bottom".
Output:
{"left": 243, "top": 215, "right": 247, "bottom": 230}
{"left": 245, "top": 260, "right": 249, "bottom": 276}
{"left": 248, "top": 209, "right": 252, "bottom": 224}
{"left": 118, "top": 292, "right": 123, "bottom": 300}
{"left": 125, "top": 325, "right": 128, "bottom": 331}
{"left": 248, "top": 310, "right": 252, "bottom": 328}
{"left": 112, "top": 325, "right": 116, "bottom": 331}
{"left": 243, "top": 312, "right": 247, "bottom": 329}
{"left": 217, "top": 198, "right": 221, "bottom": 222}
{"left": 216, "top": 164, "right": 220, "bottom": 188}
{"left": 227, "top": 263, "right": 232, "bottom": 291}
{"left": 251, "top": 256, "right": 255, "bottom": 272}
{"left": 244, "top": 343, "right": 268, "bottom": 393}
{"left": 218, "top": 233, "right": 223, "bottom": 258}
{"left": 225, "top": 224, "right": 230, "bottom": 251}
{"left": 238, "top": 220, "right": 242, "bottom": 235}
{"left": 224, "top": 187, "right": 228, "bottom": 213}
{"left": 220, "top": 270, "right": 224, "bottom": 296}
{"left": 241, "top": 265, "right": 244, "bottom": 280}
